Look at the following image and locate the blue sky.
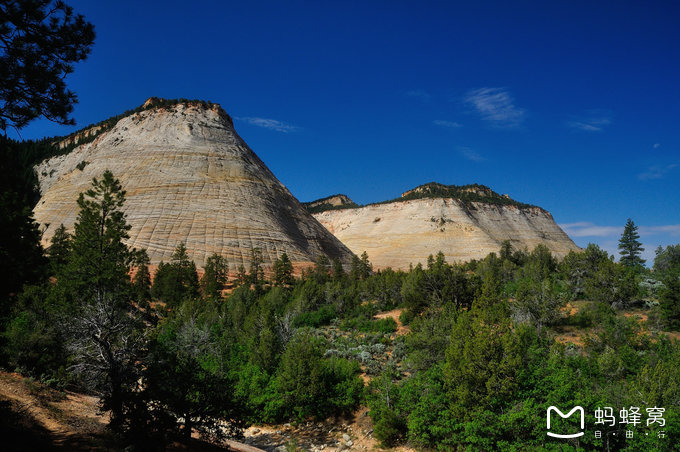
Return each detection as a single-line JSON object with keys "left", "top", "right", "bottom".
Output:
{"left": 14, "top": 0, "right": 680, "bottom": 263}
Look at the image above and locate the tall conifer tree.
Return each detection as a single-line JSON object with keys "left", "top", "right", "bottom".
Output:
{"left": 63, "top": 170, "right": 143, "bottom": 431}
{"left": 618, "top": 218, "right": 645, "bottom": 269}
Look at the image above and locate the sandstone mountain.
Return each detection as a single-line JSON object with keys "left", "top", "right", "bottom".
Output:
{"left": 33, "top": 98, "right": 355, "bottom": 270}
{"left": 310, "top": 182, "right": 580, "bottom": 269}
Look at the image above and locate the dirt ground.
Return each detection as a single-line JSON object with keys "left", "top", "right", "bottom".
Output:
{"left": 0, "top": 372, "right": 254, "bottom": 451}
{"left": 0, "top": 371, "right": 114, "bottom": 450}
{"left": 0, "top": 371, "right": 410, "bottom": 452}
{"left": 242, "top": 406, "right": 415, "bottom": 452}
{"left": 373, "top": 308, "right": 410, "bottom": 337}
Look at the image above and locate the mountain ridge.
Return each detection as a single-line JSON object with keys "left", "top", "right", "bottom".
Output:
{"left": 33, "top": 99, "right": 355, "bottom": 270}
{"left": 312, "top": 195, "right": 579, "bottom": 270}
{"left": 305, "top": 181, "right": 542, "bottom": 214}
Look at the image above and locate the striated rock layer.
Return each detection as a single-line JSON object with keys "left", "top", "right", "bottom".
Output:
{"left": 312, "top": 198, "right": 580, "bottom": 270}
{"left": 33, "top": 99, "right": 355, "bottom": 269}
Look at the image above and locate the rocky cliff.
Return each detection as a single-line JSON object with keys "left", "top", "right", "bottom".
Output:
{"left": 33, "top": 98, "right": 355, "bottom": 269}
{"left": 311, "top": 184, "right": 579, "bottom": 269}
{"left": 302, "top": 194, "right": 358, "bottom": 214}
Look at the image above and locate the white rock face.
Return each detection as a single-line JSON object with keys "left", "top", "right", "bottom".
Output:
{"left": 313, "top": 198, "right": 580, "bottom": 269}
{"left": 33, "top": 100, "right": 355, "bottom": 269}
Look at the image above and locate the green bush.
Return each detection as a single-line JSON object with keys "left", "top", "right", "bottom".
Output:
{"left": 373, "top": 408, "right": 406, "bottom": 447}
{"left": 265, "top": 332, "right": 364, "bottom": 421}
{"left": 340, "top": 317, "right": 397, "bottom": 334}
{"left": 292, "top": 304, "right": 337, "bottom": 328}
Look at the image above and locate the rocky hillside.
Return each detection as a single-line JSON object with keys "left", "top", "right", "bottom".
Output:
{"left": 311, "top": 183, "right": 579, "bottom": 269}
{"left": 33, "top": 98, "right": 355, "bottom": 269}
{"left": 302, "top": 194, "right": 358, "bottom": 213}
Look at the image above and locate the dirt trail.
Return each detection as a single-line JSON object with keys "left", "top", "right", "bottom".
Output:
{"left": 0, "top": 372, "right": 261, "bottom": 451}
{"left": 0, "top": 371, "right": 113, "bottom": 449}
{"left": 373, "top": 308, "right": 410, "bottom": 336}
{"left": 242, "top": 406, "right": 415, "bottom": 452}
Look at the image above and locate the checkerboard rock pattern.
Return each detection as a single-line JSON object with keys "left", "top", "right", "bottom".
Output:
{"left": 313, "top": 198, "right": 580, "bottom": 270}
{"left": 33, "top": 100, "right": 355, "bottom": 270}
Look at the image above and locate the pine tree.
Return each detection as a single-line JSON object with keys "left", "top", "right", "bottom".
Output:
{"left": 499, "top": 240, "right": 513, "bottom": 262}
{"left": 62, "top": 170, "right": 144, "bottom": 432}
{"left": 0, "top": 0, "right": 95, "bottom": 132}
{"left": 654, "top": 244, "right": 680, "bottom": 277}
{"left": 349, "top": 252, "right": 372, "bottom": 281}
{"left": 200, "top": 253, "right": 229, "bottom": 299}
{"left": 313, "top": 255, "right": 331, "bottom": 282}
{"left": 273, "top": 252, "right": 294, "bottom": 287}
{"left": 151, "top": 242, "right": 199, "bottom": 306}
{"left": 132, "top": 249, "right": 151, "bottom": 305}
{"left": 618, "top": 218, "right": 645, "bottom": 269}
{"left": 350, "top": 255, "right": 362, "bottom": 281}
{"left": 47, "top": 224, "right": 72, "bottom": 275}
{"left": 249, "top": 248, "right": 265, "bottom": 294}
{"left": 660, "top": 274, "right": 680, "bottom": 330}
{"left": 235, "top": 264, "right": 248, "bottom": 287}
{"left": 62, "top": 170, "right": 132, "bottom": 305}
{"left": 0, "top": 172, "right": 46, "bottom": 301}
{"left": 360, "top": 251, "right": 373, "bottom": 279}
{"left": 331, "top": 257, "right": 345, "bottom": 281}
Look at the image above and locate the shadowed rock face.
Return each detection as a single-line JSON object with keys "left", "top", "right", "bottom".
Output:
{"left": 313, "top": 197, "right": 580, "bottom": 270}
{"left": 33, "top": 100, "right": 355, "bottom": 270}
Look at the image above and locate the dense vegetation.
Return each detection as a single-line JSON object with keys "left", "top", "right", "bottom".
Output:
{"left": 2, "top": 170, "right": 680, "bottom": 450}
{"left": 383, "top": 181, "right": 540, "bottom": 209}
{"left": 305, "top": 182, "right": 540, "bottom": 214}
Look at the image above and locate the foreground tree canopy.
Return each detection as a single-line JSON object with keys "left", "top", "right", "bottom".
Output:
{"left": 0, "top": 0, "right": 95, "bottom": 132}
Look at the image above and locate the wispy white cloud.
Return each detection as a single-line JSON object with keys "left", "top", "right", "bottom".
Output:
{"left": 433, "top": 119, "right": 463, "bottom": 128}
{"left": 464, "top": 87, "right": 525, "bottom": 127}
{"left": 236, "top": 117, "right": 299, "bottom": 133}
{"left": 560, "top": 222, "right": 622, "bottom": 237}
{"left": 457, "top": 146, "right": 485, "bottom": 162}
{"left": 560, "top": 222, "right": 680, "bottom": 238}
{"left": 653, "top": 143, "right": 661, "bottom": 149}
{"left": 405, "top": 89, "right": 431, "bottom": 102}
{"left": 638, "top": 163, "right": 678, "bottom": 181}
{"left": 568, "top": 121, "right": 606, "bottom": 131}
{"left": 567, "top": 109, "right": 612, "bottom": 131}
{"left": 640, "top": 225, "right": 680, "bottom": 236}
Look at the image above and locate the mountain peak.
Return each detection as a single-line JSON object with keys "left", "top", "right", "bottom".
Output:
{"left": 398, "top": 182, "right": 540, "bottom": 210}
{"left": 303, "top": 194, "right": 358, "bottom": 213}
{"left": 33, "top": 99, "right": 354, "bottom": 269}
